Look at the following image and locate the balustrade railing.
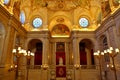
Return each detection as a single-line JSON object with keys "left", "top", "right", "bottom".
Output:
{"left": 25, "top": 65, "right": 99, "bottom": 70}
{"left": 80, "top": 65, "right": 99, "bottom": 69}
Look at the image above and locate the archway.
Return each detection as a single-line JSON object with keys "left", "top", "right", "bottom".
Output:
{"left": 28, "top": 39, "right": 43, "bottom": 65}
{"left": 79, "top": 39, "right": 94, "bottom": 66}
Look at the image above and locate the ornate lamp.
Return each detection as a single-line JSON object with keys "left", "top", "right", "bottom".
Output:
{"left": 94, "top": 50, "right": 104, "bottom": 80}
{"left": 24, "top": 50, "right": 34, "bottom": 80}
{"left": 12, "top": 47, "right": 34, "bottom": 80}
{"left": 104, "top": 47, "right": 119, "bottom": 80}
{"left": 12, "top": 46, "right": 26, "bottom": 79}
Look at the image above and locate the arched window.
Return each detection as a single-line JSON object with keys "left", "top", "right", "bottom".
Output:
{"left": 3, "top": 0, "right": 10, "bottom": 5}
{"left": 103, "top": 36, "right": 108, "bottom": 49}
{"left": 20, "top": 11, "right": 26, "bottom": 24}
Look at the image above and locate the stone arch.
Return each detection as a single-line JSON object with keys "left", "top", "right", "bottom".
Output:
{"left": 27, "top": 39, "right": 42, "bottom": 51}
{"left": 79, "top": 38, "right": 95, "bottom": 66}
{"left": 27, "top": 39, "right": 43, "bottom": 65}
{"left": 0, "top": 22, "right": 6, "bottom": 63}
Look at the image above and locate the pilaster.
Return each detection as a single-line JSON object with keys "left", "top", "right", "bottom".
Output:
{"left": 42, "top": 31, "right": 50, "bottom": 65}
{"left": 43, "top": 37, "right": 49, "bottom": 64}
{"left": 71, "top": 31, "right": 80, "bottom": 65}
{"left": 65, "top": 42, "right": 69, "bottom": 65}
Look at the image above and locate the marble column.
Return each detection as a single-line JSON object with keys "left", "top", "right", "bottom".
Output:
{"left": 65, "top": 42, "right": 69, "bottom": 65}
{"left": 51, "top": 42, "right": 56, "bottom": 66}
{"left": 72, "top": 37, "right": 79, "bottom": 65}
{"left": 43, "top": 37, "right": 49, "bottom": 65}
{"left": 70, "top": 42, "right": 73, "bottom": 65}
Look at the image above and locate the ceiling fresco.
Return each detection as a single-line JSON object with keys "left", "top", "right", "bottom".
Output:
{"left": 0, "top": 0, "right": 120, "bottom": 32}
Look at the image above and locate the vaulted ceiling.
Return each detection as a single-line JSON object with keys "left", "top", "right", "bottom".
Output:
{"left": 0, "top": 0, "right": 120, "bottom": 32}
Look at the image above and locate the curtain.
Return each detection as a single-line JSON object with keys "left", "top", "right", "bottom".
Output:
{"left": 34, "top": 51, "right": 42, "bottom": 65}
{"left": 80, "top": 51, "right": 87, "bottom": 65}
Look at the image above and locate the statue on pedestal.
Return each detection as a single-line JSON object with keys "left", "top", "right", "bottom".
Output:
{"left": 59, "top": 57, "right": 63, "bottom": 65}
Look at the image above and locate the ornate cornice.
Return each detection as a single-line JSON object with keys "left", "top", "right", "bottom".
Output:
{"left": 0, "top": 4, "right": 10, "bottom": 19}
{"left": 71, "top": 30, "right": 95, "bottom": 40}
{"left": 27, "top": 30, "right": 50, "bottom": 38}
{"left": 112, "top": 7, "right": 120, "bottom": 18}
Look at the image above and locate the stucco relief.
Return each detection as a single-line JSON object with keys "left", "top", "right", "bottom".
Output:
{"left": 112, "top": 0, "right": 119, "bottom": 7}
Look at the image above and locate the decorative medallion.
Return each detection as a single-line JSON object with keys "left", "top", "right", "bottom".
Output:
{"left": 58, "top": 3, "right": 64, "bottom": 9}
{"left": 56, "top": 18, "right": 64, "bottom": 23}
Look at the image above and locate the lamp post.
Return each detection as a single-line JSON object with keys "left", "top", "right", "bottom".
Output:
{"left": 12, "top": 47, "right": 26, "bottom": 80}
{"left": 12, "top": 47, "right": 34, "bottom": 80}
{"left": 24, "top": 51, "right": 34, "bottom": 80}
{"left": 104, "top": 47, "right": 119, "bottom": 80}
{"left": 94, "top": 50, "right": 104, "bottom": 80}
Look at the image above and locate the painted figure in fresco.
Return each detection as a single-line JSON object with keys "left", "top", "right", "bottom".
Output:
{"left": 52, "top": 24, "right": 70, "bottom": 36}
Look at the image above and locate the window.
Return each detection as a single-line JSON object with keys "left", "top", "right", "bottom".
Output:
{"left": 79, "top": 18, "right": 89, "bottom": 28}
{"left": 32, "top": 18, "right": 42, "bottom": 28}
{"left": 20, "top": 11, "right": 25, "bottom": 24}
{"left": 102, "top": 36, "right": 110, "bottom": 63}
{"left": 103, "top": 37, "right": 108, "bottom": 49}
{"left": 3, "top": 0, "right": 10, "bottom": 5}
